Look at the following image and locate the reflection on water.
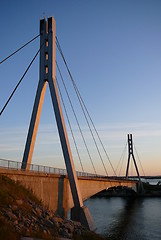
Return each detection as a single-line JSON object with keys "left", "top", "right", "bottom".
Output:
{"left": 85, "top": 197, "right": 161, "bottom": 240}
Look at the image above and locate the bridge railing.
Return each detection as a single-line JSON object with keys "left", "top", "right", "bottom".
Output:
{"left": 0, "top": 158, "right": 99, "bottom": 178}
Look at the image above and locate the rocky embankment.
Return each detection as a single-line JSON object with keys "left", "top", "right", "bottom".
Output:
{"left": 0, "top": 175, "right": 105, "bottom": 240}
{"left": 1, "top": 199, "right": 87, "bottom": 239}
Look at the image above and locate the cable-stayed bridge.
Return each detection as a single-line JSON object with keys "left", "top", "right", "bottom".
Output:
{"left": 0, "top": 17, "right": 145, "bottom": 230}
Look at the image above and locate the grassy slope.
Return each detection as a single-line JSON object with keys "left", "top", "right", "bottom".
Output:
{"left": 0, "top": 174, "right": 41, "bottom": 240}
{"left": 0, "top": 175, "right": 106, "bottom": 240}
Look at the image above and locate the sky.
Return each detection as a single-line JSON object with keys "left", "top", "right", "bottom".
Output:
{"left": 0, "top": 0, "right": 161, "bottom": 176}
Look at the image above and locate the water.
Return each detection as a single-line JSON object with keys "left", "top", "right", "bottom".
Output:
{"left": 84, "top": 185, "right": 161, "bottom": 240}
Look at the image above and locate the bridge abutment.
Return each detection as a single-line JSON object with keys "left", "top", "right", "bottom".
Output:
{"left": 55, "top": 176, "right": 66, "bottom": 217}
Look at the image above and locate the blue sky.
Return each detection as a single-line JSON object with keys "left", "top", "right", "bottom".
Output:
{"left": 0, "top": 0, "right": 161, "bottom": 175}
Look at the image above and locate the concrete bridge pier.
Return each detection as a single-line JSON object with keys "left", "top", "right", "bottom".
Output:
{"left": 55, "top": 176, "right": 94, "bottom": 230}
{"left": 55, "top": 176, "right": 65, "bottom": 218}
{"left": 137, "top": 181, "right": 144, "bottom": 194}
{"left": 71, "top": 206, "right": 95, "bottom": 231}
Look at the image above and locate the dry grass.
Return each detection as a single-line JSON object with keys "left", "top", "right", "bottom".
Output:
{"left": 0, "top": 175, "right": 107, "bottom": 240}
{"left": 0, "top": 217, "right": 20, "bottom": 240}
{"left": 0, "top": 175, "right": 40, "bottom": 208}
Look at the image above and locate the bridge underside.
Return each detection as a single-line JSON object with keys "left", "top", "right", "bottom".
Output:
{"left": 0, "top": 169, "right": 137, "bottom": 217}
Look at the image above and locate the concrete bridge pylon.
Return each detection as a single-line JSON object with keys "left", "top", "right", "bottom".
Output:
{"left": 21, "top": 17, "right": 94, "bottom": 230}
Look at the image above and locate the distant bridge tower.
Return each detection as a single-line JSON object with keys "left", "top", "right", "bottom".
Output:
{"left": 21, "top": 17, "right": 94, "bottom": 230}
{"left": 126, "top": 134, "right": 143, "bottom": 192}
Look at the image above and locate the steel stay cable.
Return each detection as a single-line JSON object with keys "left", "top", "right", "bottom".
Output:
{"left": 118, "top": 153, "right": 125, "bottom": 177}
{"left": 115, "top": 143, "right": 127, "bottom": 187}
{"left": 116, "top": 143, "right": 127, "bottom": 174}
{"left": 72, "top": 80, "right": 117, "bottom": 176}
{"left": 134, "top": 144, "right": 146, "bottom": 179}
{"left": 0, "top": 47, "right": 41, "bottom": 117}
{"left": 56, "top": 37, "right": 115, "bottom": 176}
{"left": 56, "top": 62, "right": 97, "bottom": 175}
{"left": 70, "top": 80, "right": 117, "bottom": 176}
{"left": 0, "top": 34, "right": 40, "bottom": 64}
{"left": 56, "top": 38, "right": 108, "bottom": 176}
{"left": 56, "top": 42, "right": 116, "bottom": 188}
{"left": 114, "top": 143, "right": 127, "bottom": 184}
{"left": 56, "top": 76, "right": 84, "bottom": 173}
